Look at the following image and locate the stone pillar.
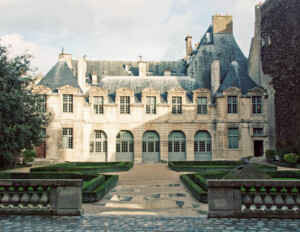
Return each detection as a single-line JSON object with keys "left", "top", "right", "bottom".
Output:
{"left": 139, "top": 62, "right": 147, "bottom": 77}
{"left": 211, "top": 60, "right": 220, "bottom": 95}
{"left": 77, "top": 57, "right": 87, "bottom": 92}
{"left": 92, "top": 71, "right": 97, "bottom": 85}
{"left": 134, "top": 140, "right": 142, "bottom": 163}
{"left": 185, "top": 35, "right": 192, "bottom": 58}
{"left": 107, "top": 137, "right": 116, "bottom": 162}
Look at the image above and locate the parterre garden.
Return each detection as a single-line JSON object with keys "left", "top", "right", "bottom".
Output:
{"left": 0, "top": 162, "right": 133, "bottom": 203}
{"left": 168, "top": 161, "right": 300, "bottom": 203}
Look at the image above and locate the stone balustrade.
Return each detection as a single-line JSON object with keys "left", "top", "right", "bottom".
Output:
{"left": 0, "top": 179, "right": 83, "bottom": 215}
{"left": 207, "top": 180, "right": 300, "bottom": 218}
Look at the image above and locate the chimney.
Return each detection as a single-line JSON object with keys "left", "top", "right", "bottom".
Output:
{"left": 59, "top": 48, "right": 73, "bottom": 70}
{"left": 185, "top": 35, "right": 192, "bottom": 57}
{"left": 92, "top": 71, "right": 97, "bottom": 84}
{"left": 139, "top": 56, "right": 146, "bottom": 77}
{"left": 77, "top": 57, "right": 87, "bottom": 91}
{"left": 164, "top": 69, "right": 171, "bottom": 76}
{"left": 212, "top": 14, "right": 233, "bottom": 34}
{"left": 211, "top": 60, "right": 220, "bottom": 95}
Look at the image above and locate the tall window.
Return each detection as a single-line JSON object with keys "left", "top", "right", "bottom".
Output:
{"left": 93, "top": 96, "right": 104, "bottom": 114}
{"left": 253, "top": 128, "right": 263, "bottom": 136}
{"left": 62, "top": 128, "right": 73, "bottom": 149}
{"left": 120, "top": 96, "right": 130, "bottom": 114}
{"left": 63, "top": 94, "right": 73, "bottom": 113}
{"left": 227, "top": 96, "right": 238, "bottom": 114}
{"left": 37, "top": 94, "right": 47, "bottom": 113}
{"left": 197, "top": 97, "right": 207, "bottom": 114}
{"left": 146, "top": 96, "right": 156, "bottom": 114}
{"left": 252, "top": 96, "right": 262, "bottom": 114}
{"left": 172, "top": 97, "right": 182, "bottom": 114}
{"left": 228, "top": 128, "right": 239, "bottom": 149}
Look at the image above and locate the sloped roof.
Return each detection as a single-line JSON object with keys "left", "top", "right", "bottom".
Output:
{"left": 37, "top": 61, "right": 81, "bottom": 91}
{"left": 99, "top": 76, "right": 200, "bottom": 103}
{"left": 216, "top": 61, "right": 258, "bottom": 95}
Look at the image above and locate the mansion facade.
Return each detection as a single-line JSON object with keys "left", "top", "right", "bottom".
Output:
{"left": 33, "top": 14, "right": 270, "bottom": 163}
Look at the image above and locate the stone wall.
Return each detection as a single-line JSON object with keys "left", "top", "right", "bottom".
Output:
{"left": 260, "top": 0, "right": 300, "bottom": 150}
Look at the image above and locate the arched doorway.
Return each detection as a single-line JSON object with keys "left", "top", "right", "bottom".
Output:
{"left": 194, "top": 131, "right": 212, "bottom": 161}
{"left": 142, "top": 131, "right": 160, "bottom": 162}
{"left": 168, "top": 131, "right": 186, "bottom": 161}
{"left": 116, "top": 131, "right": 134, "bottom": 162}
{"left": 90, "top": 130, "right": 107, "bottom": 161}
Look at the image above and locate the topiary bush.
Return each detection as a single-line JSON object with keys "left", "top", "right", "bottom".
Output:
{"left": 265, "top": 149, "right": 277, "bottom": 160}
{"left": 283, "top": 153, "right": 299, "bottom": 164}
{"left": 22, "top": 150, "right": 36, "bottom": 164}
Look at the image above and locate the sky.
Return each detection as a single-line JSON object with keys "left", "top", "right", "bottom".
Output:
{"left": 0, "top": 0, "right": 264, "bottom": 75}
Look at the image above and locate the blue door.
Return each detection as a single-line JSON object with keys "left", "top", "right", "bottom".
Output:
{"left": 142, "top": 131, "right": 160, "bottom": 162}
{"left": 116, "top": 131, "right": 134, "bottom": 162}
{"left": 194, "top": 131, "right": 212, "bottom": 161}
{"left": 90, "top": 130, "right": 107, "bottom": 162}
{"left": 168, "top": 131, "right": 186, "bottom": 161}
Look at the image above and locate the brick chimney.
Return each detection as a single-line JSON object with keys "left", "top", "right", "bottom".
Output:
{"left": 185, "top": 35, "right": 192, "bottom": 57}
{"left": 212, "top": 14, "right": 233, "bottom": 34}
{"left": 77, "top": 57, "right": 87, "bottom": 91}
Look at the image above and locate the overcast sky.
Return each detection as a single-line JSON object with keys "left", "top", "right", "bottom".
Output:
{"left": 0, "top": 0, "right": 264, "bottom": 75}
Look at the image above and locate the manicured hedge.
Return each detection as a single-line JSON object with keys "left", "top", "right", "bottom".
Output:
{"left": 169, "top": 161, "right": 276, "bottom": 172}
{"left": 181, "top": 170, "right": 300, "bottom": 203}
{"left": 30, "top": 162, "right": 133, "bottom": 174}
{"left": 0, "top": 172, "right": 118, "bottom": 203}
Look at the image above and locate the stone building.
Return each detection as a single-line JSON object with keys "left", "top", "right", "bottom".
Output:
{"left": 33, "top": 15, "right": 269, "bottom": 163}
{"left": 248, "top": 0, "right": 300, "bottom": 151}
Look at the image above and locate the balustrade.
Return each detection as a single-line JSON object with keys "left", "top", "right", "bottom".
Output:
{"left": 0, "top": 179, "right": 83, "bottom": 215}
{"left": 208, "top": 180, "right": 300, "bottom": 218}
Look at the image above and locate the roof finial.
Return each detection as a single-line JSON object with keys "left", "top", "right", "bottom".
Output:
{"left": 61, "top": 46, "right": 64, "bottom": 54}
{"left": 139, "top": 55, "right": 142, "bottom": 62}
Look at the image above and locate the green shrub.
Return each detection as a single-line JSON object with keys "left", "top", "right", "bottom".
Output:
{"left": 283, "top": 153, "right": 299, "bottom": 164}
{"left": 22, "top": 150, "right": 36, "bottom": 164}
{"left": 0, "top": 153, "right": 13, "bottom": 168}
{"left": 265, "top": 149, "right": 277, "bottom": 160}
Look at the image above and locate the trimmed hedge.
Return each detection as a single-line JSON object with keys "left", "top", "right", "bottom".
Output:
{"left": 0, "top": 172, "right": 118, "bottom": 203}
{"left": 30, "top": 162, "right": 133, "bottom": 174}
{"left": 181, "top": 170, "right": 300, "bottom": 203}
{"left": 0, "top": 164, "right": 32, "bottom": 171}
{"left": 169, "top": 161, "right": 276, "bottom": 172}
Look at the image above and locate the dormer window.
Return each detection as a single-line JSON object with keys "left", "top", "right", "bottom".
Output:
{"left": 93, "top": 96, "right": 104, "bottom": 114}
{"left": 172, "top": 97, "right": 182, "bottom": 114}
{"left": 63, "top": 94, "right": 73, "bottom": 113}
{"left": 227, "top": 96, "right": 237, "bottom": 114}
{"left": 146, "top": 96, "right": 156, "bottom": 114}
{"left": 37, "top": 94, "right": 47, "bottom": 113}
{"left": 197, "top": 97, "right": 207, "bottom": 114}
{"left": 120, "top": 96, "right": 130, "bottom": 114}
{"left": 252, "top": 96, "right": 262, "bottom": 114}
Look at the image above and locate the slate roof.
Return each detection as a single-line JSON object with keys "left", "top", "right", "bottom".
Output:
{"left": 216, "top": 61, "right": 259, "bottom": 95}
{"left": 99, "top": 76, "right": 200, "bottom": 103}
{"left": 37, "top": 61, "right": 81, "bottom": 91}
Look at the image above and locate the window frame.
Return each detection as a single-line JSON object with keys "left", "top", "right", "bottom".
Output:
{"left": 252, "top": 96, "right": 263, "bottom": 114}
{"left": 37, "top": 94, "right": 47, "bottom": 113}
{"left": 227, "top": 96, "right": 238, "bottom": 114}
{"left": 228, "top": 128, "right": 239, "bottom": 149}
{"left": 62, "top": 128, "right": 73, "bottom": 149}
{"left": 63, "top": 94, "right": 73, "bottom": 113}
{"left": 197, "top": 97, "right": 207, "bottom": 114}
{"left": 172, "top": 96, "right": 182, "bottom": 114}
{"left": 93, "top": 96, "right": 104, "bottom": 114}
{"left": 120, "top": 96, "right": 130, "bottom": 114}
{"left": 146, "top": 96, "right": 156, "bottom": 114}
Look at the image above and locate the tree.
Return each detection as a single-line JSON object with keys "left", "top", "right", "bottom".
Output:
{"left": 0, "top": 43, "right": 51, "bottom": 168}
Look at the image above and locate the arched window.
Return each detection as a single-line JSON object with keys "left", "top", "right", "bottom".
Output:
{"left": 194, "top": 131, "right": 212, "bottom": 161}
{"left": 90, "top": 130, "right": 107, "bottom": 161}
{"left": 168, "top": 131, "right": 186, "bottom": 161}
{"left": 142, "top": 131, "right": 160, "bottom": 162}
{"left": 116, "top": 131, "right": 134, "bottom": 161}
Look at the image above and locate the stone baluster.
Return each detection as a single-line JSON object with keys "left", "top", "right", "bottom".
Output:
{"left": 253, "top": 186, "right": 263, "bottom": 212}
{"left": 274, "top": 186, "right": 284, "bottom": 212}
{"left": 243, "top": 186, "right": 252, "bottom": 213}
{"left": 11, "top": 187, "right": 20, "bottom": 208}
{"left": 39, "top": 186, "right": 49, "bottom": 209}
{"left": 295, "top": 187, "right": 300, "bottom": 212}
{"left": 30, "top": 186, "right": 40, "bottom": 208}
{"left": 1, "top": 186, "right": 11, "bottom": 207}
{"left": 285, "top": 187, "right": 295, "bottom": 213}
{"left": 263, "top": 186, "right": 273, "bottom": 212}
{"left": 20, "top": 186, "right": 30, "bottom": 208}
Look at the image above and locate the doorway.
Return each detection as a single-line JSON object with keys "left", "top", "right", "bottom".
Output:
{"left": 254, "top": 141, "right": 264, "bottom": 157}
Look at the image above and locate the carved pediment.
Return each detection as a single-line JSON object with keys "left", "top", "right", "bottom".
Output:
{"left": 32, "top": 85, "right": 51, "bottom": 94}
{"left": 193, "top": 88, "right": 211, "bottom": 94}
{"left": 88, "top": 86, "right": 108, "bottom": 96}
{"left": 223, "top": 86, "right": 241, "bottom": 94}
{"left": 142, "top": 87, "right": 160, "bottom": 93}
{"left": 58, "top": 85, "right": 80, "bottom": 94}
{"left": 116, "top": 87, "right": 134, "bottom": 93}
{"left": 248, "top": 87, "right": 265, "bottom": 94}
{"left": 167, "top": 87, "right": 186, "bottom": 93}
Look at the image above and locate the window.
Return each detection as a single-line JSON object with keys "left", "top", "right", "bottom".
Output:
{"left": 93, "top": 96, "right": 104, "bottom": 114}
{"left": 62, "top": 128, "right": 73, "bottom": 149}
{"left": 197, "top": 97, "right": 207, "bottom": 114}
{"left": 252, "top": 96, "right": 262, "bottom": 114}
{"left": 40, "top": 128, "right": 46, "bottom": 137}
{"left": 146, "top": 96, "right": 156, "bottom": 114}
{"left": 253, "top": 128, "right": 263, "bottom": 136}
{"left": 228, "top": 128, "right": 239, "bottom": 149}
{"left": 63, "top": 94, "right": 73, "bottom": 113}
{"left": 120, "top": 96, "right": 130, "bottom": 114}
{"left": 37, "top": 95, "right": 47, "bottom": 113}
{"left": 172, "top": 97, "right": 182, "bottom": 114}
{"left": 227, "top": 96, "right": 238, "bottom": 114}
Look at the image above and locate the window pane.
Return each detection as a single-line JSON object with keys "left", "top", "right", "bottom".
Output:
{"left": 90, "top": 142, "right": 94, "bottom": 152}
{"left": 142, "top": 142, "right": 146, "bottom": 152}
{"left": 181, "top": 142, "right": 185, "bottom": 152}
{"left": 116, "top": 143, "right": 120, "bottom": 152}
{"left": 199, "top": 141, "right": 206, "bottom": 152}
{"left": 197, "top": 97, "right": 207, "bottom": 114}
{"left": 174, "top": 141, "right": 180, "bottom": 152}
{"left": 122, "top": 141, "right": 128, "bottom": 152}
{"left": 228, "top": 128, "right": 238, "bottom": 149}
{"left": 95, "top": 142, "right": 101, "bottom": 152}
{"left": 155, "top": 141, "right": 160, "bottom": 152}
{"left": 194, "top": 141, "right": 198, "bottom": 152}
{"left": 228, "top": 96, "right": 237, "bottom": 114}
{"left": 168, "top": 142, "right": 172, "bottom": 152}
{"left": 207, "top": 143, "right": 211, "bottom": 152}
{"left": 129, "top": 143, "right": 134, "bottom": 152}
{"left": 148, "top": 142, "right": 154, "bottom": 152}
